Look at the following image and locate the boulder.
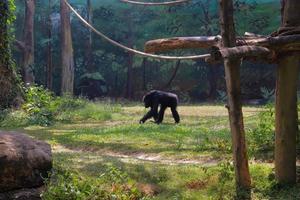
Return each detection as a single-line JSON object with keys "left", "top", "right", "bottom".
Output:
{"left": 0, "top": 131, "right": 52, "bottom": 194}
{"left": 0, "top": 187, "right": 43, "bottom": 200}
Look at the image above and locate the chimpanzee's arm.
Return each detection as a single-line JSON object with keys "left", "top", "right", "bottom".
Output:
{"left": 140, "top": 103, "right": 159, "bottom": 123}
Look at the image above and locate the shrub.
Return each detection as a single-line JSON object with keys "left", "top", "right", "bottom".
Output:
{"left": 0, "top": 110, "right": 29, "bottom": 127}
{"left": 22, "top": 86, "right": 55, "bottom": 126}
{"left": 42, "top": 166, "right": 147, "bottom": 200}
{"left": 248, "top": 104, "right": 275, "bottom": 157}
{"left": 0, "top": 86, "right": 119, "bottom": 127}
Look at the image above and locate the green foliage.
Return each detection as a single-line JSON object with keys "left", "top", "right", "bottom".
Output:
{"left": 0, "top": 86, "right": 119, "bottom": 127}
{"left": 42, "top": 167, "right": 108, "bottom": 200}
{"left": 80, "top": 72, "right": 105, "bottom": 81}
{"left": 0, "top": 0, "right": 22, "bottom": 109}
{"left": 260, "top": 87, "right": 274, "bottom": 102}
{"left": 56, "top": 102, "right": 120, "bottom": 122}
{"left": 217, "top": 90, "right": 227, "bottom": 102}
{"left": 215, "top": 162, "right": 235, "bottom": 200}
{"left": 248, "top": 104, "right": 275, "bottom": 157}
{"left": 0, "top": 110, "right": 29, "bottom": 127}
{"left": 54, "top": 95, "right": 87, "bottom": 112}
{"left": 42, "top": 165, "right": 147, "bottom": 200}
{"left": 23, "top": 86, "right": 55, "bottom": 126}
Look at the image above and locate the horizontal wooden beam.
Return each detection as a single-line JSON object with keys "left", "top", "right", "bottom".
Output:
{"left": 145, "top": 34, "right": 300, "bottom": 54}
{"left": 120, "top": 0, "right": 191, "bottom": 6}
{"left": 145, "top": 36, "right": 221, "bottom": 53}
{"left": 211, "top": 46, "right": 275, "bottom": 62}
{"left": 240, "top": 34, "right": 300, "bottom": 52}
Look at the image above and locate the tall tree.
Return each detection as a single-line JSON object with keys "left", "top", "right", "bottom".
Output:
{"left": 46, "top": 0, "right": 53, "bottom": 90}
{"left": 219, "top": 0, "right": 251, "bottom": 195}
{"left": 60, "top": 0, "right": 74, "bottom": 95}
{"left": 0, "top": 0, "right": 21, "bottom": 109}
{"left": 125, "top": 10, "right": 134, "bottom": 99}
{"left": 85, "top": 0, "right": 93, "bottom": 72}
{"left": 199, "top": 0, "right": 218, "bottom": 99}
{"left": 23, "top": 0, "right": 35, "bottom": 85}
{"left": 275, "top": 0, "right": 300, "bottom": 184}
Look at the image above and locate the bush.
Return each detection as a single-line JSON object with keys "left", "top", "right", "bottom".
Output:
{"left": 248, "top": 104, "right": 275, "bottom": 157}
{"left": 0, "top": 110, "right": 29, "bottom": 127}
{"left": 22, "top": 86, "right": 55, "bottom": 126}
{"left": 0, "top": 86, "right": 119, "bottom": 127}
{"left": 42, "top": 166, "right": 147, "bottom": 200}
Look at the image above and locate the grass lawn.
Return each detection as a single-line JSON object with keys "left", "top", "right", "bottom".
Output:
{"left": 2, "top": 103, "right": 300, "bottom": 199}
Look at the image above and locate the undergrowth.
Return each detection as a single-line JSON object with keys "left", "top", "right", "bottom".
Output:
{"left": 42, "top": 165, "right": 149, "bottom": 200}
{"left": 0, "top": 86, "right": 121, "bottom": 127}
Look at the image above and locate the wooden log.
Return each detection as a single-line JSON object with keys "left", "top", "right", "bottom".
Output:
{"left": 211, "top": 46, "right": 274, "bottom": 62}
{"left": 219, "top": 0, "right": 251, "bottom": 196}
{"left": 120, "top": 0, "right": 191, "bottom": 6}
{"left": 145, "top": 36, "right": 221, "bottom": 53}
{"left": 239, "top": 34, "right": 300, "bottom": 51}
{"left": 144, "top": 34, "right": 300, "bottom": 54}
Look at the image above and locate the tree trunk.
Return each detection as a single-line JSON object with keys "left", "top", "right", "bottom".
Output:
{"left": 208, "top": 65, "right": 217, "bottom": 99}
{"left": 126, "top": 51, "right": 134, "bottom": 99}
{"left": 162, "top": 60, "right": 181, "bottom": 89}
{"left": 219, "top": 0, "right": 251, "bottom": 195}
{"left": 142, "top": 58, "right": 147, "bottom": 90}
{"left": 85, "top": 0, "right": 93, "bottom": 72}
{"left": 0, "top": 1, "right": 22, "bottom": 109}
{"left": 23, "top": 0, "right": 35, "bottom": 85}
{"left": 46, "top": 0, "right": 53, "bottom": 90}
{"left": 60, "top": 0, "right": 74, "bottom": 95}
{"left": 275, "top": 0, "right": 300, "bottom": 185}
{"left": 125, "top": 11, "right": 134, "bottom": 99}
{"left": 200, "top": 0, "right": 217, "bottom": 99}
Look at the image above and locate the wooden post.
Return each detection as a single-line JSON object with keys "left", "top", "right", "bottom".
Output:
{"left": 275, "top": 0, "right": 300, "bottom": 185}
{"left": 275, "top": 53, "right": 299, "bottom": 184}
{"left": 219, "top": 0, "right": 251, "bottom": 193}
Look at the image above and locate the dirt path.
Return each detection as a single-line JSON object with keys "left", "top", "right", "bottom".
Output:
{"left": 52, "top": 145, "right": 222, "bottom": 166}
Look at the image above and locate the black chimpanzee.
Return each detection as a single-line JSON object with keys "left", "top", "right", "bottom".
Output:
{"left": 139, "top": 90, "right": 180, "bottom": 124}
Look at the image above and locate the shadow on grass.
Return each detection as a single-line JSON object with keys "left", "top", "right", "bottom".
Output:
{"left": 23, "top": 124, "right": 234, "bottom": 158}
{"left": 53, "top": 151, "right": 187, "bottom": 199}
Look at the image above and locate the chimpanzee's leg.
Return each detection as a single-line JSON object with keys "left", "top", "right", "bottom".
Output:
{"left": 140, "top": 104, "right": 158, "bottom": 123}
{"left": 171, "top": 106, "right": 180, "bottom": 123}
{"left": 156, "top": 105, "right": 167, "bottom": 124}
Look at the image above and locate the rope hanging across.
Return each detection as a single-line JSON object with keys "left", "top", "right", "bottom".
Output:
{"left": 119, "top": 0, "right": 191, "bottom": 6}
{"left": 63, "top": 0, "right": 211, "bottom": 61}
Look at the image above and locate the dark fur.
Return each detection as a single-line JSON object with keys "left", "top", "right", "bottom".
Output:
{"left": 140, "top": 90, "right": 180, "bottom": 124}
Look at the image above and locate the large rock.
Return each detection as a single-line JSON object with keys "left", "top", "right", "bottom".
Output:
{"left": 0, "top": 187, "right": 43, "bottom": 200}
{"left": 0, "top": 131, "right": 52, "bottom": 193}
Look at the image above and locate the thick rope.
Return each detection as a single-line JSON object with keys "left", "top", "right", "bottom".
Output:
{"left": 120, "top": 0, "right": 191, "bottom": 6}
{"left": 64, "top": 0, "right": 211, "bottom": 61}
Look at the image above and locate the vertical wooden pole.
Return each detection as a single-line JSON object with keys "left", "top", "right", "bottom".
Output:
{"left": 275, "top": 54, "right": 299, "bottom": 184}
{"left": 275, "top": 0, "right": 300, "bottom": 185}
{"left": 219, "top": 0, "right": 251, "bottom": 193}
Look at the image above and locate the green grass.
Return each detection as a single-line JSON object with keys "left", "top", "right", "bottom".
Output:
{"left": 2, "top": 103, "right": 299, "bottom": 199}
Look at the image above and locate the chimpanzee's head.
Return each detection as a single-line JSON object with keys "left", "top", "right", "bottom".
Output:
{"left": 143, "top": 94, "right": 152, "bottom": 108}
